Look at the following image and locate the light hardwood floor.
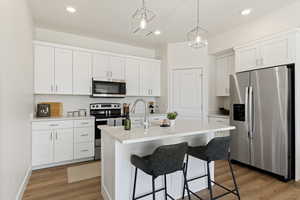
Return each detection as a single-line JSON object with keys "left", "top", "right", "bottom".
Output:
{"left": 23, "top": 161, "right": 300, "bottom": 200}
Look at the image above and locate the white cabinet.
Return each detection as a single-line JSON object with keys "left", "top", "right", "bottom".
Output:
{"left": 34, "top": 45, "right": 73, "bottom": 94}
{"left": 92, "top": 54, "right": 125, "bottom": 80}
{"left": 140, "top": 61, "right": 161, "bottom": 96}
{"left": 125, "top": 58, "right": 140, "bottom": 96}
{"left": 54, "top": 48, "right": 73, "bottom": 94}
{"left": 216, "top": 54, "right": 234, "bottom": 96}
{"left": 73, "top": 51, "right": 92, "bottom": 95}
{"left": 110, "top": 56, "right": 125, "bottom": 80}
{"left": 92, "top": 53, "right": 110, "bottom": 79}
{"left": 34, "top": 45, "right": 54, "bottom": 94}
{"left": 32, "top": 130, "right": 53, "bottom": 166}
{"left": 208, "top": 116, "right": 230, "bottom": 137}
{"left": 54, "top": 128, "right": 74, "bottom": 162}
{"left": 235, "top": 31, "right": 296, "bottom": 72}
{"left": 32, "top": 119, "right": 94, "bottom": 169}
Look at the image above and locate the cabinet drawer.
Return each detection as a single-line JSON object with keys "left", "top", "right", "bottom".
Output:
{"left": 32, "top": 120, "right": 73, "bottom": 130}
{"left": 75, "top": 127, "right": 93, "bottom": 143}
{"left": 75, "top": 142, "right": 94, "bottom": 159}
{"left": 74, "top": 119, "right": 94, "bottom": 128}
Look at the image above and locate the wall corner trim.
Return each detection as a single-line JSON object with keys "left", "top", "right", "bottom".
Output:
{"left": 16, "top": 167, "right": 32, "bottom": 200}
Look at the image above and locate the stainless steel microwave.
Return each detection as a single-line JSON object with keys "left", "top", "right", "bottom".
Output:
{"left": 91, "top": 79, "right": 126, "bottom": 98}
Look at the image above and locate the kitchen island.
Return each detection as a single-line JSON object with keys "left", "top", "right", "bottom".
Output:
{"left": 100, "top": 119, "right": 235, "bottom": 200}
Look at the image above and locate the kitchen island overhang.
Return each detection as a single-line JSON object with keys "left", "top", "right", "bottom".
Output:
{"left": 99, "top": 119, "right": 235, "bottom": 200}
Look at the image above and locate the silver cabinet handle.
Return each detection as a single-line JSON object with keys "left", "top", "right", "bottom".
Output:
{"left": 50, "top": 132, "right": 53, "bottom": 140}
{"left": 81, "top": 122, "right": 89, "bottom": 125}
{"left": 56, "top": 131, "right": 58, "bottom": 140}
{"left": 55, "top": 85, "right": 58, "bottom": 92}
{"left": 80, "top": 149, "right": 89, "bottom": 152}
{"left": 80, "top": 134, "right": 89, "bottom": 137}
{"left": 51, "top": 85, "right": 54, "bottom": 92}
{"left": 49, "top": 124, "right": 59, "bottom": 127}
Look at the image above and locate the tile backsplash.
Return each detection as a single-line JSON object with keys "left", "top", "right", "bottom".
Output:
{"left": 34, "top": 95, "right": 160, "bottom": 116}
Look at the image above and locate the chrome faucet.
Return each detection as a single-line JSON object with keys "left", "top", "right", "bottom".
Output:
{"left": 130, "top": 99, "right": 150, "bottom": 129}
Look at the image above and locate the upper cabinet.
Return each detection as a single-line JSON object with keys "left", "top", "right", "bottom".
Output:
{"left": 216, "top": 54, "right": 234, "bottom": 96}
{"left": 34, "top": 45, "right": 73, "bottom": 94}
{"left": 34, "top": 45, "right": 54, "bottom": 94}
{"left": 125, "top": 58, "right": 140, "bottom": 96}
{"left": 92, "top": 54, "right": 125, "bottom": 81}
{"left": 34, "top": 41, "right": 161, "bottom": 97}
{"left": 235, "top": 30, "right": 297, "bottom": 72}
{"left": 73, "top": 51, "right": 92, "bottom": 95}
{"left": 54, "top": 48, "right": 73, "bottom": 94}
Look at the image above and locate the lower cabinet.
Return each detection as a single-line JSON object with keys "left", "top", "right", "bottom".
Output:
{"left": 208, "top": 116, "right": 230, "bottom": 137}
{"left": 32, "top": 119, "right": 94, "bottom": 168}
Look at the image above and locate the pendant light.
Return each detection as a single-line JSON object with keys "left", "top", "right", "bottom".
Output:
{"left": 131, "top": 0, "right": 156, "bottom": 36}
{"left": 187, "top": 0, "right": 208, "bottom": 48}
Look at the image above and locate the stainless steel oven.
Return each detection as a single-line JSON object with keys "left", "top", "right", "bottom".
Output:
{"left": 90, "top": 103, "right": 125, "bottom": 160}
{"left": 91, "top": 78, "right": 126, "bottom": 98}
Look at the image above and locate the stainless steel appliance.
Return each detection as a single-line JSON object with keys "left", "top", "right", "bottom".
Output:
{"left": 90, "top": 103, "right": 125, "bottom": 160}
{"left": 91, "top": 78, "right": 126, "bottom": 98}
{"left": 230, "top": 64, "right": 295, "bottom": 180}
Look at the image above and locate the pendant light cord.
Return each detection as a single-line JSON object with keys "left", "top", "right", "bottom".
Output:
{"left": 197, "top": 0, "right": 199, "bottom": 26}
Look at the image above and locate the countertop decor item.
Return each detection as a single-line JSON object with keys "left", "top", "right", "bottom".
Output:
{"left": 40, "top": 102, "right": 63, "bottom": 117}
{"left": 36, "top": 104, "right": 51, "bottom": 118}
{"left": 167, "top": 112, "right": 178, "bottom": 126}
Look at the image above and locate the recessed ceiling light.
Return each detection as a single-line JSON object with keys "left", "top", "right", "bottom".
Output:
{"left": 66, "top": 6, "right": 77, "bottom": 13}
{"left": 154, "top": 30, "right": 161, "bottom": 35}
{"left": 241, "top": 8, "right": 252, "bottom": 16}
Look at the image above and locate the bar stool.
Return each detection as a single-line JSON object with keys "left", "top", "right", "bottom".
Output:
{"left": 131, "top": 142, "right": 191, "bottom": 200}
{"left": 182, "top": 136, "right": 240, "bottom": 200}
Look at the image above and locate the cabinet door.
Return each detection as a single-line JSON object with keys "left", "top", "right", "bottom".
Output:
{"left": 140, "top": 61, "right": 152, "bottom": 96}
{"left": 150, "top": 62, "right": 161, "bottom": 96}
{"left": 32, "top": 130, "right": 54, "bottom": 166}
{"left": 110, "top": 56, "right": 125, "bottom": 80}
{"left": 172, "top": 68, "right": 203, "bottom": 119}
{"left": 73, "top": 51, "right": 92, "bottom": 95}
{"left": 34, "top": 45, "right": 54, "bottom": 94}
{"left": 260, "top": 35, "right": 294, "bottom": 68}
{"left": 216, "top": 56, "right": 227, "bottom": 96}
{"left": 92, "top": 53, "right": 110, "bottom": 79}
{"left": 54, "top": 48, "right": 73, "bottom": 94}
{"left": 125, "top": 58, "right": 140, "bottom": 96}
{"left": 235, "top": 44, "right": 259, "bottom": 72}
{"left": 54, "top": 128, "right": 74, "bottom": 163}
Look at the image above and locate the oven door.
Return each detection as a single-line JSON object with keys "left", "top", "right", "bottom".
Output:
{"left": 92, "top": 79, "right": 126, "bottom": 98}
{"left": 94, "top": 118, "right": 108, "bottom": 160}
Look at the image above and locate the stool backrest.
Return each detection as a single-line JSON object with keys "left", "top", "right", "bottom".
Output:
{"left": 206, "top": 136, "right": 231, "bottom": 161}
{"left": 149, "top": 142, "right": 188, "bottom": 177}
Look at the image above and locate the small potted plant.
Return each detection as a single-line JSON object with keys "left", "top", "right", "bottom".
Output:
{"left": 167, "top": 112, "right": 178, "bottom": 126}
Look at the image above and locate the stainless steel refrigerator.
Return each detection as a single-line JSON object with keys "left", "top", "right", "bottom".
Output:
{"left": 230, "top": 65, "right": 295, "bottom": 180}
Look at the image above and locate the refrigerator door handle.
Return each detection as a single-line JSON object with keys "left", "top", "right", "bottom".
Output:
{"left": 249, "top": 86, "right": 253, "bottom": 139}
{"left": 245, "top": 86, "right": 249, "bottom": 137}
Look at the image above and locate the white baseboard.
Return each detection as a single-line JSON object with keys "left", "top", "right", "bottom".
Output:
{"left": 16, "top": 167, "right": 32, "bottom": 200}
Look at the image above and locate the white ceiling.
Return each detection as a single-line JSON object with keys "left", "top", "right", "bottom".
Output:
{"left": 28, "top": 0, "right": 297, "bottom": 49}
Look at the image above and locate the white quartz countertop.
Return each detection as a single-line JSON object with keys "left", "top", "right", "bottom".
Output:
{"left": 99, "top": 119, "right": 235, "bottom": 144}
{"left": 31, "top": 115, "right": 95, "bottom": 122}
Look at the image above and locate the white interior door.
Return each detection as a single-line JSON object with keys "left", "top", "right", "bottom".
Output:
{"left": 73, "top": 51, "right": 92, "bottom": 95}
{"left": 32, "top": 130, "right": 54, "bottom": 166}
{"left": 110, "top": 56, "right": 125, "bottom": 80}
{"left": 172, "top": 68, "right": 203, "bottom": 119}
{"left": 54, "top": 48, "right": 73, "bottom": 94}
{"left": 34, "top": 45, "right": 54, "bottom": 94}
{"left": 93, "top": 53, "right": 110, "bottom": 79}
{"left": 54, "top": 128, "right": 74, "bottom": 163}
{"left": 125, "top": 58, "right": 140, "bottom": 96}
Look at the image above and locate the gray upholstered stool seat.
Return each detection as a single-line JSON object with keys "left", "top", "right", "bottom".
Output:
{"left": 131, "top": 142, "right": 191, "bottom": 200}
{"left": 182, "top": 136, "right": 240, "bottom": 200}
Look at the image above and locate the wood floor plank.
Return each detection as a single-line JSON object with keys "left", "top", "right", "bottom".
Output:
{"left": 23, "top": 161, "right": 299, "bottom": 200}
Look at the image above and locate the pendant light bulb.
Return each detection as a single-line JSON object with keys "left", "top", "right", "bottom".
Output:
{"left": 140, "top": 17, "right": 147, "bottom": 29}
{"left": 196, "top": 35, "right": 201, "bottom": 43}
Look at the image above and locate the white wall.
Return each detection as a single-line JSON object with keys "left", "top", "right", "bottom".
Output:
{"left": 208, "top": 0, "right": 300, "bottom": 54}
{"left": 160, "top": 42, "right": 209, "bottom": 118}
{"left": 0, "top": 0, "right": 34, "bottom": 199}
{"left": 35, "top": 28, "right": 156, "bottom": 58}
